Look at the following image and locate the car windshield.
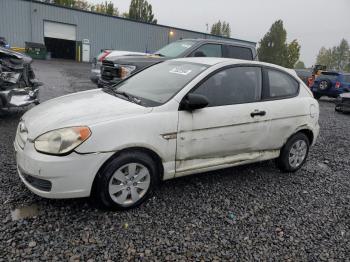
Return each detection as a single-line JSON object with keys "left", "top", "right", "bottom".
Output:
{"left": 155, "top": 41, "right": 196, "bottom": 58}
{"left": 111, "top": 60, "right": 208, "bottom": 106}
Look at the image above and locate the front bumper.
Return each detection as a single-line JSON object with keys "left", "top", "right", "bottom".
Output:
{"left": 335, "top": 97, "right": 350, "bottom": 112}
{"left": 14, "top": 140, "right": 114, "bottom": 199}
{"left": 0, "top": 87, "right": 39, "bottom": 107}
{"left": 90, "top": 69, "right": 100, "bottom": 84}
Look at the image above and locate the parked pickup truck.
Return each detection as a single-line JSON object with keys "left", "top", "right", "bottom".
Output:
{"left": 90, "top": 50, "right": 148, "bottom": 85}
{"left": 99, "top": 38, "right": 257, "bottom": 87}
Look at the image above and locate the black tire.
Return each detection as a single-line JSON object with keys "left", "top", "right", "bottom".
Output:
{"left": 335, "top": 105, "right": 342, "bottom": 113}
{"left": 313, "top": 93, "right": 321, "bottom": 100}
{"left": 276, "top": 132, "right": 310, "bottom": 173}
{"left": 318, "top": 79, "right": 331, "bottom": 91}
{"left": 93, "top": 151, "right": 159, "bottom": 210}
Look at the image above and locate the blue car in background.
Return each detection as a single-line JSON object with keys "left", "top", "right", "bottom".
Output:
{"left": 311, "top": 71, "right": 350, "bottom": 99}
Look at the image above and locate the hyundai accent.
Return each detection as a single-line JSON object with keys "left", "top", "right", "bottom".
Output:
{"left": 15, "top": 58, "right": 320, "bottom": 209}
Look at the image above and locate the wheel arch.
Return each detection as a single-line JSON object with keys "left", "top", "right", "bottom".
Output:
{"left": 91, "top": 146, "right": 164, "bottom": 196}
{"left": 298, "top": 129, "right": 314, "bottom": 145}
{"left": 286, "top": 127, "right": 314, "bottom": 146}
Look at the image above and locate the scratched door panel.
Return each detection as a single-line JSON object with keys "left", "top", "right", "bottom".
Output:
{"left": 176, "top": 102, "right": 270, "bottom": 173}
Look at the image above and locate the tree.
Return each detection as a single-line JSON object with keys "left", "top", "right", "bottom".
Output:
{"left": 257, "top": 20, "right": 300, "bottom": 68}
{"left": 316, "top": 47, "right": 334, "bottom": 68}
{"left": 210, "top": 21, "right": 231, "bottom": 38}
{"left": 316, "top": 39, "right": 349, "bottom": 71}
{"left": 74, "top": 0, "right": 90, "bottom": 10}
{"left": 91, "top": 1, "right": 119, "bottom": 16}
{"left": 128, "top": 0, "right": 157, "bottom": 24}
{"left": 286, "top": 40, "right": 301, "bottom": 68}
{"left": 53, "top": 0, "right": 75, "bottom": 7}
{"left": 295, "top": 61, "right": 306, "bottom": 69}
{"left": 335, "top": 39, "right": 349, "bottom": 71}
{"left": 345, "top": 63, "right": 350, "bottom": 72}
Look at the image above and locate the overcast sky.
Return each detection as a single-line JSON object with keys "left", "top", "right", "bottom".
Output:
{"left": 90, "top": 0, "right": 349, "bottom": 67}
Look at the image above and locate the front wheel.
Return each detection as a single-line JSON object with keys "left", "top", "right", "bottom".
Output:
{"left": 335, "top": 105, "right": 342, "bottom": 113}
{"left": 94, "top": 151, "right": 159, "bottom": 210}
{"left": 276, "top": 132, "right": 310, "bottom": 172}
{"left": 313, "top": 93, "right": 321, "bottom": 100}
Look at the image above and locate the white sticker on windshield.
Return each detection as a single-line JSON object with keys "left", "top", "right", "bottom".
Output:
{"left": 181, "top": 44, "right": 192, "bottom": 49}
{"left": 169, "top": 67, "right": 192, "bottom": 75}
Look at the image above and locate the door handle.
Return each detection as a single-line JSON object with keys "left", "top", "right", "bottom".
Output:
{"left": 250, "top": 110, "right": 266, "bottom": 117}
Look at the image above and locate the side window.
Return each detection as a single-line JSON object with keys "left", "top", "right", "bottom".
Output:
{"left": 192, "top": 67, "right": 262, "bottom": 107}
{"left": 225, "top": 46, "right": 253, "bottom": 60}
{"left": 267, "top": 69, "right": 299, "bottom": 98}
{"left": 191, "top": 44, "right": 222, "bottom": 57}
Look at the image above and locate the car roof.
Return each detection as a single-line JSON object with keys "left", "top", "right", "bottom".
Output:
{"left": 172, "top": 57, "right": 297, "bottom": 75}
{"left": 178, "top": 38, "right": 256, "bottom": 47}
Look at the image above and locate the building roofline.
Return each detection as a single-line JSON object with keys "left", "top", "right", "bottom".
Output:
{"left": 21, "top": 0, "right": 256, "bottom": 46}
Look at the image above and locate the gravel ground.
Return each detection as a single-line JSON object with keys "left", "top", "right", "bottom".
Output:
{"left": 0, "top": 60, "right": 349, "bottom": 261}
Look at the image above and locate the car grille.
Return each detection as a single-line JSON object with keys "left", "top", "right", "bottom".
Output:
{"left": 101, "top": 60, "right": 119, "bottom": 81}
{"left": 20, "top": 168, "right": 52, "bottom": 192}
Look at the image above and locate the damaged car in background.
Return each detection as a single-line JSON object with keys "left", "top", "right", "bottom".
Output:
{"left": 0, "top": 47, "right": 41, "bottom": 112}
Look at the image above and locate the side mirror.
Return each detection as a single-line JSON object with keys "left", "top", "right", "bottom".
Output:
{"left": 180, "top": 93, "right": 209, "bottom": 111}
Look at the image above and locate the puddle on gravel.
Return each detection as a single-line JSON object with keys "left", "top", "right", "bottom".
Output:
{"left": 11, "top": 204, "right": 39, "bottom": 221}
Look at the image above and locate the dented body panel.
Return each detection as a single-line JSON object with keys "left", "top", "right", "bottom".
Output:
{"left": 0, "top": 47, "right": 41, "bottom": 109}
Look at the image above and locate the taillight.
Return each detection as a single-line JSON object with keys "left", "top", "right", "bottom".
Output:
{"left": 308, "top": 77, "right": 314, "bottom": 88}
{"left": 98, "top": 50, "right": 111, "bottom": 62}
{"left": 335, "top": 81, "right": 341, "bottom": 89}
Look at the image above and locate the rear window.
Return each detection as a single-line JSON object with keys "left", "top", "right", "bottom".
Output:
{"left": 225, "top": 45, "right": 253, "bottom": 60}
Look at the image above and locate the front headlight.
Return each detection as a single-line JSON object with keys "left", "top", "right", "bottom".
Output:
{"left": 34, "top": 126, "right": 91, "bottom": 155}
{"left": 119, "top": 65, "right": 136, "bottom": 79}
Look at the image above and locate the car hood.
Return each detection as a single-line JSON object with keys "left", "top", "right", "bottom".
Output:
{"left": 106, "top": 55, "right": 168, "bottom": 66}
{"left": 22, "top": 89, "right": 152, "bottom": 139}
{"left": 107, "top": 51, "right": 149, "bottom": 60}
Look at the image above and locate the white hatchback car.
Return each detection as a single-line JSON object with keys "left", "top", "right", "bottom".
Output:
{"left": 15, "top": 58, "right": 319, "bottom": 210}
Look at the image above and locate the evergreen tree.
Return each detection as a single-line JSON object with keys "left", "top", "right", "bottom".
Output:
{"left": 210, "top": 20, "right": 231, "bottom": 37}
{"left": 258, "top": 20, "right": 300, "bottom": 68}
{"left": 128, "top": 0, "right": 157, "bottom": 24}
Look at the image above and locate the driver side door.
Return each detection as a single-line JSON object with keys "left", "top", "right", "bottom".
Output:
{"left": 175, "top": 66, "right": 270, "bottom": 176}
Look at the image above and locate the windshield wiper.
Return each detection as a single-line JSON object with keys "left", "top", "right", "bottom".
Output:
{"left": 114, "top": 90, "right": 142, "bottom": 104}
{"left": 153, "top": 53, "right": 165, "bottom": 57}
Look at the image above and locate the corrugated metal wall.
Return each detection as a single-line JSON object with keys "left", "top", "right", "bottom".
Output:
{"left": 0, "top": 0, "right": 255, "bottom": 61}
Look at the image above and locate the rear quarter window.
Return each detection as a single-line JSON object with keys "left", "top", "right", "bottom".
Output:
{"left": 267, "top": 69, "right": 299, "bottom": 98}
{"left": 225, "top": 45, "right": 253, "bottom": 60}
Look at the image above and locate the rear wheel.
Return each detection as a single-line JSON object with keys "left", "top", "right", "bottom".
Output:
{"left": 94, "top": 151, "right": 159, "bottom": 210}
{"left": 318, "top": 79, "right": 331, "bottom": 91}
{"left": 276, "top": 133, "right": 310, "bottom": 172}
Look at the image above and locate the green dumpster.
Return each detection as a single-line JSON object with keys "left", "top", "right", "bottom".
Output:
{"left": 25, "top": 42, "right": 47, "bottom": 60}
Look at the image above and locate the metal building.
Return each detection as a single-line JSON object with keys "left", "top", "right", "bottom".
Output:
{"left": 0, "top": 0, "right": 256, "bottom": 62}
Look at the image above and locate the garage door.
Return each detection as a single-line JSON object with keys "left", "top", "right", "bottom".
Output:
{"left": 44, "top": 21, "right": 76, "bottom": 41}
